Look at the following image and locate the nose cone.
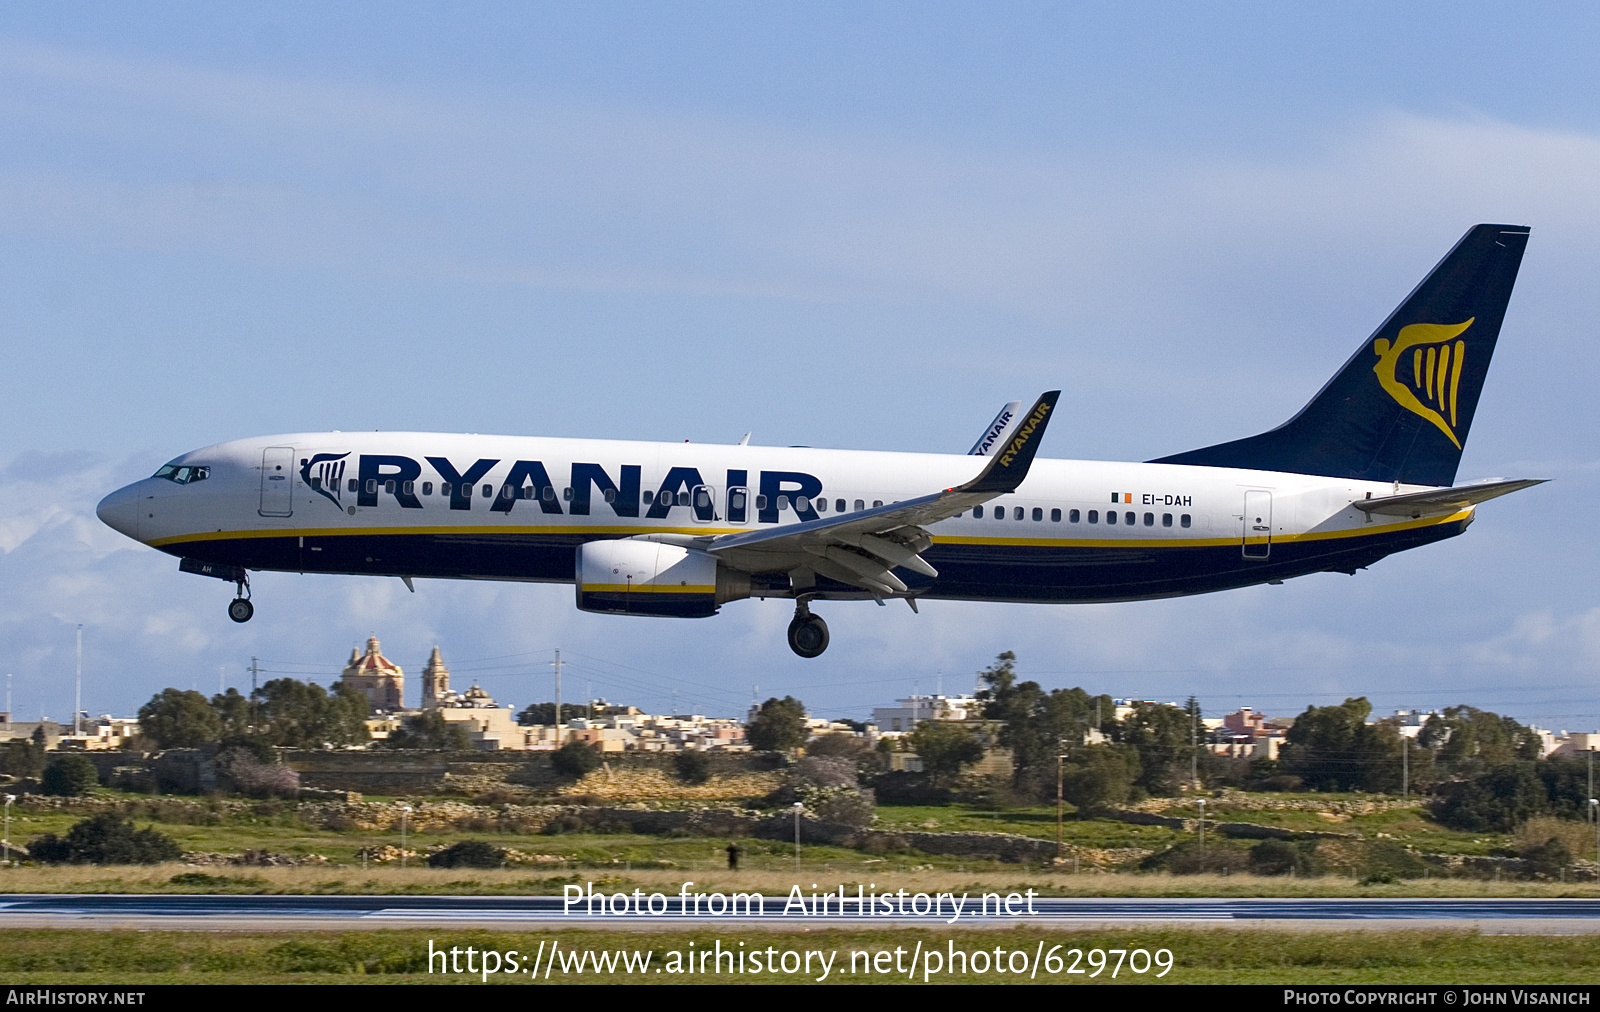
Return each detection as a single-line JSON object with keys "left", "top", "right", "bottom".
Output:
{"left": 96, "top": 483, "right": 142, "bottom": 541}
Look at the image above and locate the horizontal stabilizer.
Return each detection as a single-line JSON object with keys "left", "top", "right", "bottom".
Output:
{"left": 1352, "top": 478, "right": 1546, "bottom": 518}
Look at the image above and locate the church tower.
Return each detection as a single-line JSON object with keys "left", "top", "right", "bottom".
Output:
{"left": 339, "top": 636, "right": 405, "bottom": 711}
{"left": 421, "top": 645, "right": 451, "bottom": 709}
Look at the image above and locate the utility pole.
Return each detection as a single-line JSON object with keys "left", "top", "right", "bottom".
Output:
{"left": 551, "top": 650, "right": 563, "bottom": 735}
{"left": 1589, "top": 749, "right": 1594, "bottom": 824}
{"left": 5, "top": 673, "right": 10, "bottom": 731}
{"left": 1402, "top": 735, "right": 1409, "bottom": 798}
{"left": 1190, "top": 702, "right": 1198, "bottom": 791}
{"left": 1056, "top": 740, "right": 1066, "bottom": 863}
{"left": 74, "top": 625, "right": 83, "bottom": 737}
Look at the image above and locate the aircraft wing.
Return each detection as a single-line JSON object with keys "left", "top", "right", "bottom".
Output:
{"left": 1352, "top": 478, "right": 1547, "bottom": 518}
{"left": 703, "top": 391, "right": 1060, "bottom": 595}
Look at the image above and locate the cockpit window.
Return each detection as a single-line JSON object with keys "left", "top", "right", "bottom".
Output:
{"left": 153, "top": 464, "right": 210, "bottom": 485}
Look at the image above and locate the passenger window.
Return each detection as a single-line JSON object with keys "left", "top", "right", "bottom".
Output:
{"left": 1013, "top": 506, "right": 1023, "bottom": 520}
{"left": 815, "top": 497, "right": 826, "bottom": 512}
{"left": 1106, "top": 510, "right": 1117, "bottom": 525}
{"left": 348, "top": 478, "right": 359, "bottom": 493}
{"left": 482, "top": 484, "right": 493, "bottom": 499}
{"left": 974, "top": 505, "right": 985, "bottom": 518}
{"left": 996, "top": 506, "right": 1005, "bottom": 520}
{"left": 1088, "top": 510, "right": 1098, "bottom": 523}
{"left": 1143, "top": 512, "right": 1154, "bottom": 526}
{"left": 422, "top": 482, "right": 433, "bottom": 496}
{"left": 365, "top": 479, "right": 378, "bottom": 494}
{"left": 564, "top": 487, "right": 573, "bottom": 500}
{"left": 855, "top": 500, "right": 865, "bottom": 511}
{"left": 384, "top": 480, "right": 395, "bottom": 495}
{"left": 643, "top": 490, "right": 653, "bottom": 502}
{"left": 500, "top": 484, "right": 513, "bottom": 500}
{"left": 603, "top": 488, "right": 617, "bottom": 503}
{"left": 309, "top": 476, "right": 321, "bottom": 490}
{"left": 795, "top": 495, "right": 811, "bottom": 511}
{"left": 1181, "top": 514, "right": 1192, "bottom": 528}
{"left": 777, "top": 495, "right": 790, "bottom": 510}
{"left": 441, "top": 482, "right": 452, "bottom": 496}
{"left": 676, "top": 490, "right": 690, "bottom": 506}
{"left": 1125, "top": 511, "right": 1135, "bottom": 525}
{"left": 1033, "top": 508, "right": 1043, "bottom": 521}
{"left": 1068, "top": 509, "right": 1079, "bottom": 523}
{"left": 873, "top": 500, "right": 883, "bottom": 508}
{"left": 836, "top": 499, "right": 846, "bottom": 513}
{"left": 1050, "top": 508, "right": 1060, "bottom": 522}
{"left": 1162, "top": 513, "right": 1172, "bottom": 527}
{"left": 659, "top": 490, "right": 673, "bottom": 506}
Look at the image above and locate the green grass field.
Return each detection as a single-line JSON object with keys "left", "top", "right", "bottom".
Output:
{"left": 0, "top": 927, "right": 1595, "bottom": 984}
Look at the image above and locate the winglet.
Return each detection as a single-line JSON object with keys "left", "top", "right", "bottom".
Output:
{"left": 956, "top": 391, "right": 1060, "bottom": 494}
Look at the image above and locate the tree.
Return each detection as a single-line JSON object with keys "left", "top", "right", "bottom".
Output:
{"left": 137, "top": 689, "right": 222, "bottom": 749}
{"left": 673, "top": 750, "right": 711, "bottom": 784}
{"left": 1281, "top": 697, "right": 1404, "bottom": 793}
{"left": 251, "top": 679, "right": 370, "bottom": 748}
{"left": 210, "top": 688, "right": 253, "bottom": 739}
{"left": 380, "top": 710, "right": 471, "bottom": 751}
{"left": 40, "top": 754, "right": 99, "bottom": 796}
{"left": 0, "top": 738, "right": 44, "bottom": 779}
{"left": 977, "top": 652, "right": 1114, "bottom": 799}
{"left": 517, "top": 702, "right": 559, "bottom": 726}
{"left": 746, "top": 696, "right": 807, "bottom": 752}
{"left": 1419, "top": 706, "right": 1542, "bottom": 781}
{"left": 1113, "top": 701, "right": 1198, "bottom": 796}
{"left": 550, "top": 738, "right": 602, "bottom": 777}
{"left": 215, "top": 741, "right": 299, "bottom": 797}
{"left": 1060, "top": 743, "right": 1141, "bottom": 810}
{"left": 28, "top": 812, "right": 182, "bottom": 864}
{"left": 905, "top": 721, "right": 985, "bottom": 787}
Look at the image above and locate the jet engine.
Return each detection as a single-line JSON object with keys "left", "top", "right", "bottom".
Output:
{"left": 575, "top": 539, "right": 751, "bottom": 618}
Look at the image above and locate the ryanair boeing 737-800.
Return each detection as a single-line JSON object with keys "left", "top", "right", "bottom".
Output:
{"left": 97, "top": 224, "right": 1543, "bottom": 657}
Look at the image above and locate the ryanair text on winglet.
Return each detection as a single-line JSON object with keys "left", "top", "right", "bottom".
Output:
{"left": 997, "top": 401, "right": 1051, "bottom": 468}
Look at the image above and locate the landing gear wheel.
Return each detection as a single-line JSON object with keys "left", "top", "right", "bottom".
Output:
{"left": 787, "top": 614, "right": 829, "bottom": 658}
{"left": 228, "top": 598, "right": 254, "bottom": 623}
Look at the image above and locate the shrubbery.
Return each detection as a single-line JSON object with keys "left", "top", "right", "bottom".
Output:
{"left": 550, "top": 739, "right": 602, "bottom": 778}
{"left": 426, "top": 840, "right": 505, "bottom": 869}
{"left": 39, "top": 754, "right": 99, "bottom": 797}
{"left": 28, "top": 813, "right": 182, "bottom": 865}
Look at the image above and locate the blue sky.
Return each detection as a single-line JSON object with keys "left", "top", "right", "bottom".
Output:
{"left": 2, "top": 3, "right": 1599, "bottom": 730}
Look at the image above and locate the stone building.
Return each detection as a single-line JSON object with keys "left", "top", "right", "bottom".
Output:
{"left": 340, "top": 636, "right": 404, "bottom": 712}
{"left": 420, "top": 645, "right": 450, "bottom": 709}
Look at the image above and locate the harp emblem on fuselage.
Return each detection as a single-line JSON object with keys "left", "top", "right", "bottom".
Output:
{"left": 1372, "top": 318, "right": 1474, "bottom": 449}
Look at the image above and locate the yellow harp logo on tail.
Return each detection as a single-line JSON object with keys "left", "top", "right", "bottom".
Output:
{"left": 1372, "top": 319, "right": 1474, "bottom": 449}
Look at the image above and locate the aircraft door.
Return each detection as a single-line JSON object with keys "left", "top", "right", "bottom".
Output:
{"left": 727, "top": 486, "right": 750, "bottom": 524}
{"left": 1242, "top": 490, "right": 1271, "bottom": 560}
{"left": 691, "top": 484, "right": 718, "bottom": 523}
{"left": 259, "top": 446, "right": 295, "bottom": 518}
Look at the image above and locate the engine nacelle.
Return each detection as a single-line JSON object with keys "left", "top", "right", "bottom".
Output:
{"left": 575, "top": 540, "right": 751, "bottom": 618}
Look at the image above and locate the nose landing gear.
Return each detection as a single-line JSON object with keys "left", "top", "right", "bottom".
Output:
{"left": 786, "top": 600, "right": 829, "bottom": 658}
{"left": 228, "top": 577, "right": 253, "bottom": 624}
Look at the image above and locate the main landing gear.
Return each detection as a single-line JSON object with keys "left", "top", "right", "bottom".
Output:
{"left": 787, "top": 600, "right": 829, "bottom": 658}
{"left": 228, "top": 577, "right": 253, "bottom": 624}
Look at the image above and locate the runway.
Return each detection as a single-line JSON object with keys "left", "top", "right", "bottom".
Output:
{"left": 3, "top": 894, "right": 1600, "bottom": 932}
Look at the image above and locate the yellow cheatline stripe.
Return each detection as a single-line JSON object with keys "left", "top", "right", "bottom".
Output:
{"left": 149, "top": 509, "right": 1469, "bottom": 553}
{"left": 932, "top": 510, "right": 1469, "bottom": 549}
{"left": 148, "top": 524, "right": 730, "bottom": 547}
{"left": 581, "top": 584, "right": 716, "bottom": 595}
